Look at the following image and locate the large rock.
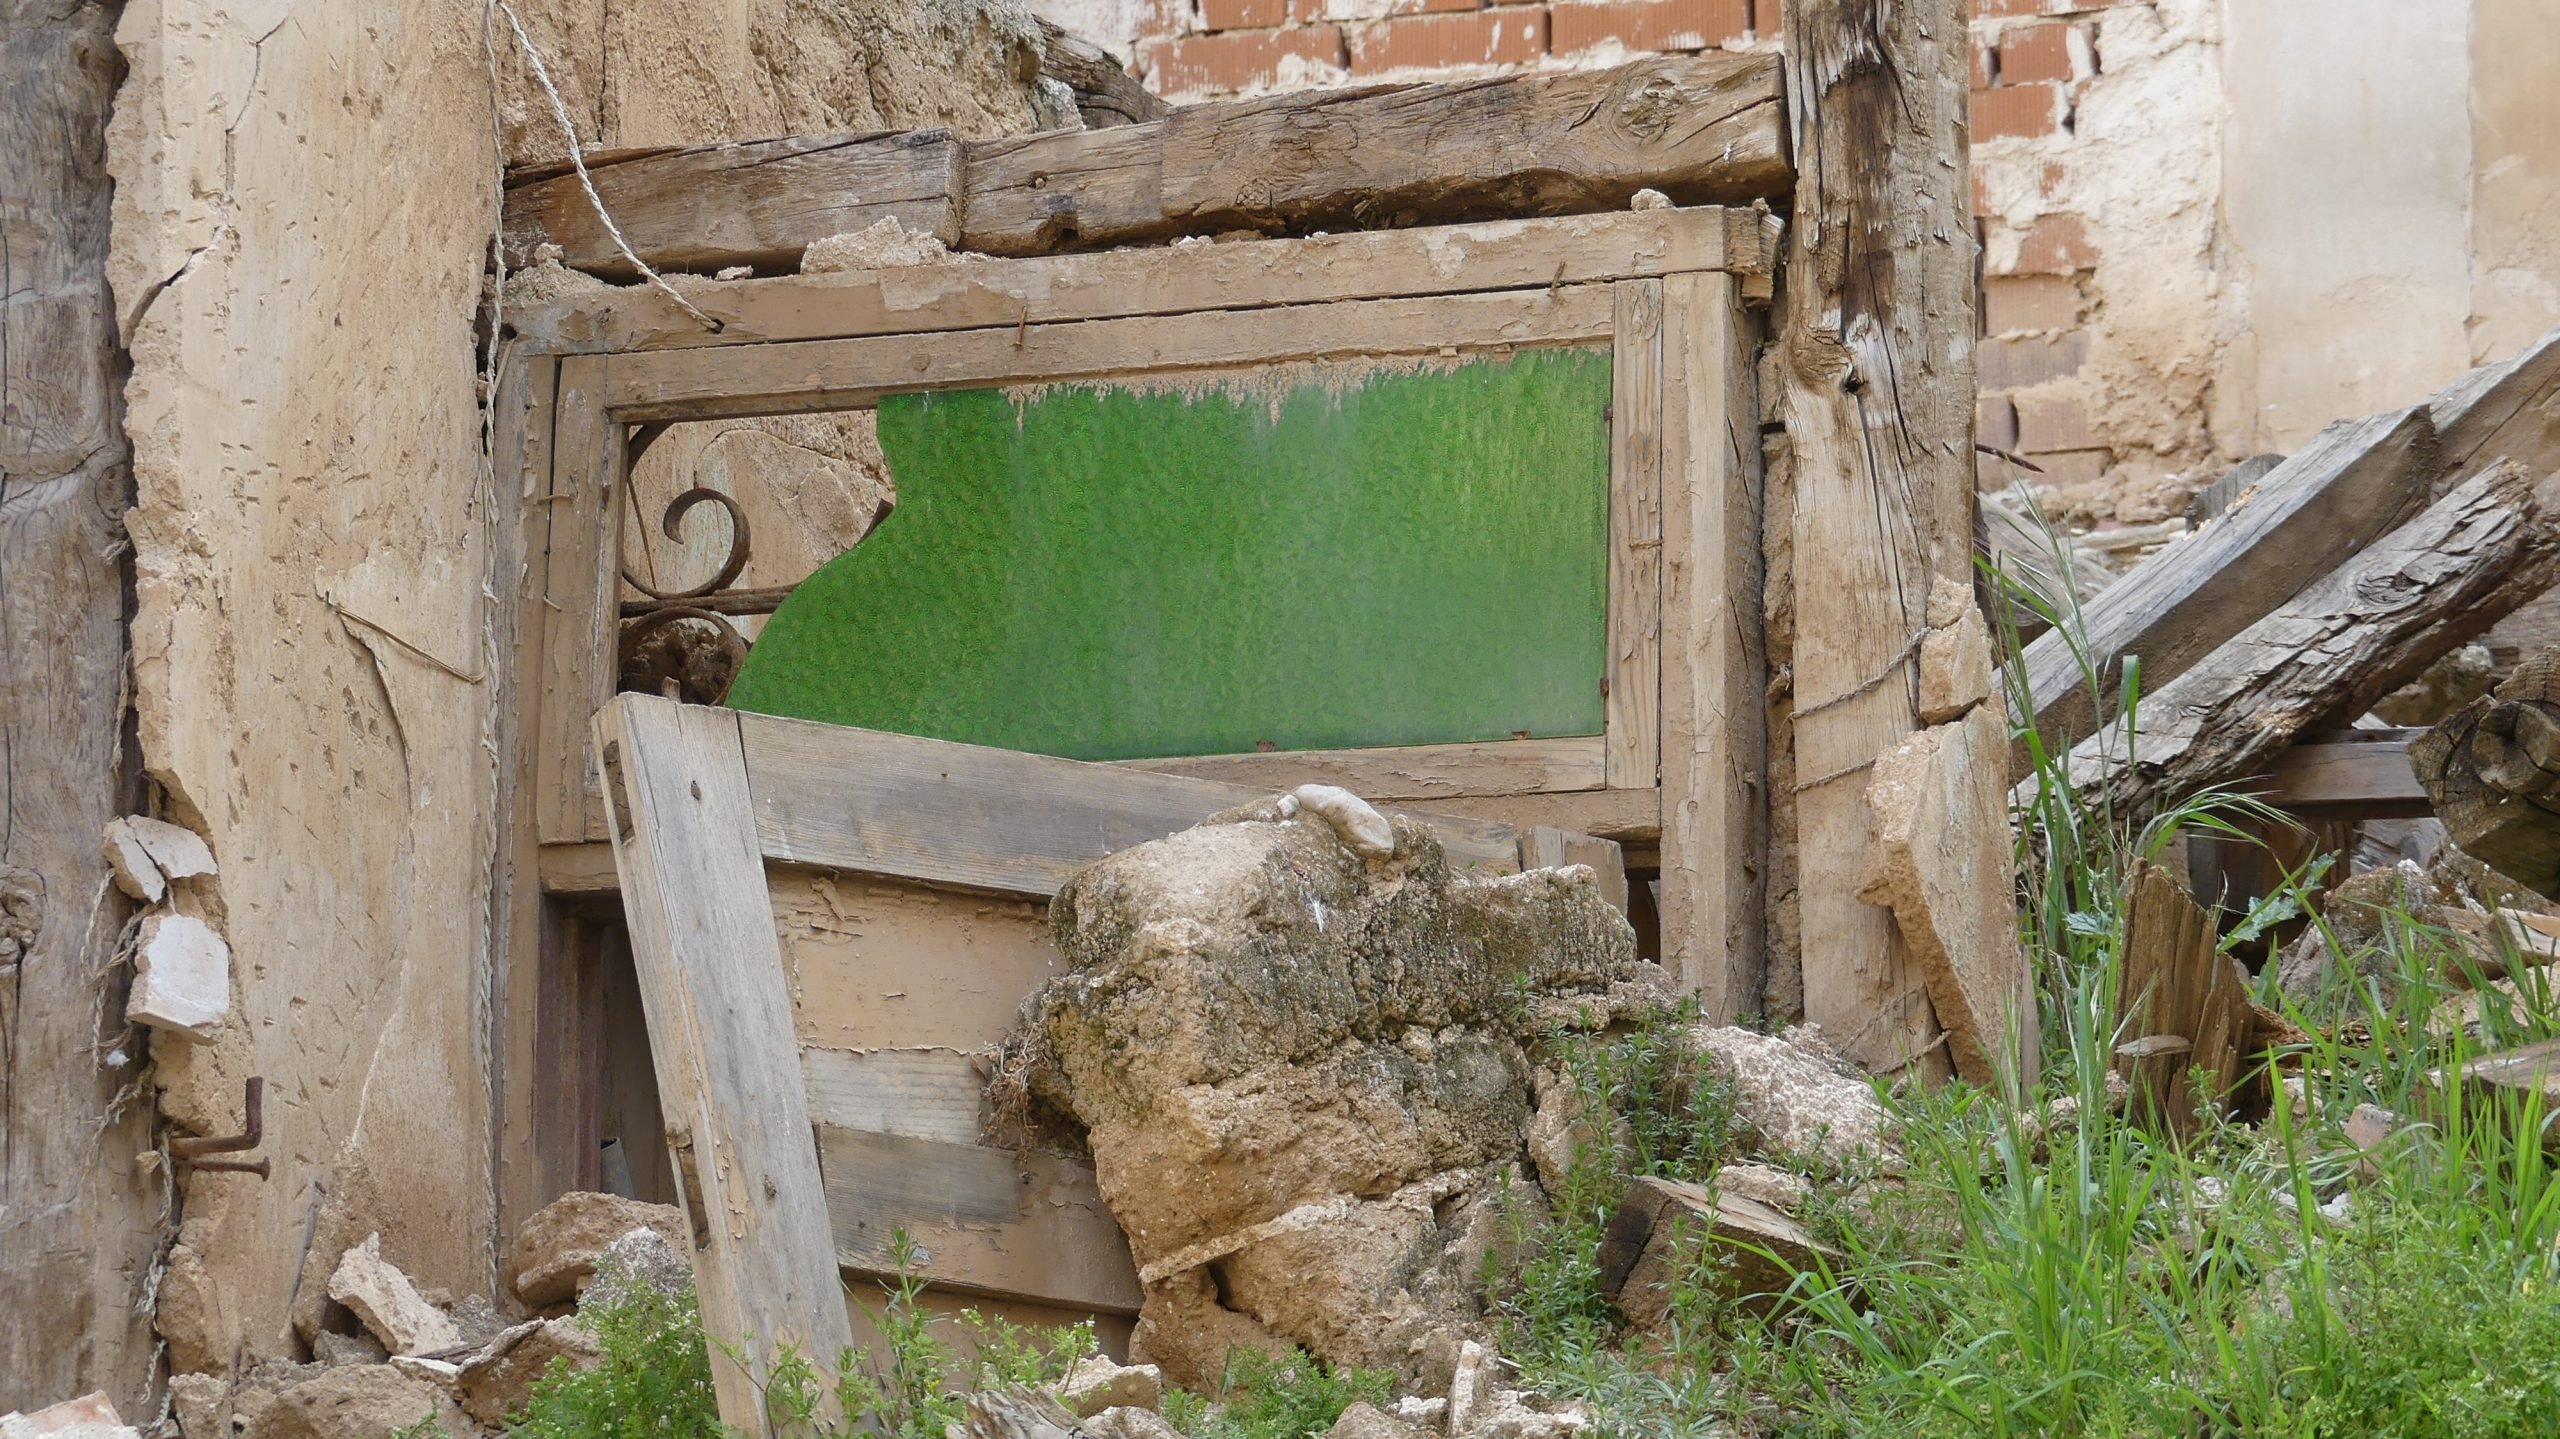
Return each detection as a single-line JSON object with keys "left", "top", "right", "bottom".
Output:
{"left": 503, "top": 1191, "right": 688, "bottom": 1308}
{"left": 328, "top": 1234, "right": 461, "bottom": 1356}
{"left": 456, "top": 1319, "right": 601, "bottom": 1426}
{"left": 1685, "top": 1025, "right": 1895, "bottom": 1169}
{"left": 238, "top": 1366, "right": 463, "bottom": 1439}
{"left": 1017, "top": 803, "right": 1641, "bottom": 1381}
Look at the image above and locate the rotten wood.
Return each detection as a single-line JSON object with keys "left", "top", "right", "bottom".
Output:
{"left": 2411, "top": 646, "right": 2560, "bottom": 900}
{"left": 1034, "top": 18, "right": 1167, "bottom": 129}
{"left": 2054, "top": 461, "right": 2560, "bottom": 822}
{"left": 2115, "top": 862, "right": 2256, "bottom": 1136}
{"left": 1776, "top": 0, "right": 1976, "bottom": 1077}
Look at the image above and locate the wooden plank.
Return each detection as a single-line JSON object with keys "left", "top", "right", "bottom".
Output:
{"left": 512, "top": 207, "right": 1762, "bottom": 354}
{"left": 1116, "top": 737, "right": 1606, "bottom": 801}
{"left": 2261, "top": 735, "right": 2430, "bottom": 818}
{"left": 2412, "top": 647, "right": 2560, "bottom": 899}
{"left": 593, "top": 695, "right": 855, "bottom": 1429}
{"left": 2056, "top": 461, "right": 2560, "bottom": 821}
{"left": 1777, "top": 0, "right": 1974, "bottom": 1078}
{"left": 802, "top": 1047, "right": 985, "bottom": 1148}
{"left": 1598, "top": 1177, "right": 1837, "bottom": 1328}
{"left": 1523, "top": 826, "right": 1632, "bottom": 917}
{"left": 816, "top": 1125, "right": 1144, "bottom": 1315}
{"left": 2116, "top": 861, "right": 2255, "bottom": 1136}
{"left": 596, "top": 287, "right": 1615, "bottom": 421}
{"left": 2018, "top": 406, "right": 2439, "bottom": 751}
{"left": 1034, "top": 17, "right": 1168, "bottom": 129}
{"left": 738, "top": 712, "right": 1523, "bottom": 897}
{"left": 1405, "top": 786, "right": 1660, "bottom": 844}
{"left": 1659, "top": 272, "right": 1765, "bottom": 1022}
{"left": 961, "top": 54, "right": 1788, "bottom": 256}
{"left": 771, "top": 873, "right": 1062, "bottom": 1051}
{"left": 2430, "top": 324, "right": 2560, "bottom": 500}
{"left": 1607, "top": 280, "right": 1666, "bottom": 789}
{"left": 537, "top": 839, "right": 621, "bottom": 896}
{"left": 503, "top": 130, "right": 961, "bottom": 278}
{"left": 536, "top": 359, "right": 620, "bottom": 844}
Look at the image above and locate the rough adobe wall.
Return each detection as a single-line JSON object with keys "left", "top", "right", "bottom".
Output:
{"left": 104, "top": 0, "right": 1046, "bottom": 1378}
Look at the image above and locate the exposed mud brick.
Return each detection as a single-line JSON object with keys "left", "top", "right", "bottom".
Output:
{"left": 2020, "top": 449, "right": 2111, "bottom": 489}
{"left": 1974, "top": 80, "right": 2066, "bottom": 140}
{"left": 1550, "top": 0, "right": 1750, "bottom": 56}
{"left": 1979, "top": 330, "right": 2089, "bottom": 389}
{"left": 2010, "top": 212, "right": 2099, "bottom": 274}
{"left": 1996, "top": 20, "right": 2077, "bottom": 83}
{"left": 1143, "top": 24, "right": 1348, "bottom": 93}
{"left": 2015, "top": 391, "right": 2102, "bottom": 454}
{"left": 1983, "top": 274, "right": 2080, "bottom": 334}
{"left": 1201, "top": 0, "right": 1291, "bottom": 29}
{"left": 1349, "top": 9, "right": 1548, "bottom": 72}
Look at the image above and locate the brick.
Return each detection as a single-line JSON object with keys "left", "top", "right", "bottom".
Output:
{"left": 1974, "top": 80, "right": 2065, "bottom": 141}
{"left": 2014, "top": 391, "right": 2101, "bottom": 453}
{"left": 1311, "top": 0, "right": 1486, "bottom": 20}
{"left": 1551, "top": 0, "right": 1749, "bottom": 56}
{"left": 1982, "top": 274, "right": 2079, "bottom": 334}
{"left": 1978, "top": 331, "right": 2087, "bottom": 390}
{"left": 2011, "top": 212, "right": 2098, "bottom": 274}
{"left": 1201, "top": 0, "right": 1289, "bottom": 30}
{"left": 1977, "top": 394, "right": 2020, "bottom": 452}
{"left": 1350, "top": 9, "right": 1546, "bottom": 71}
{"left": 1997, "top": 21, "right": 2074, "bottom": 84}
{"left": 1144, "top": 24, "right": 1347, "bottom": 94}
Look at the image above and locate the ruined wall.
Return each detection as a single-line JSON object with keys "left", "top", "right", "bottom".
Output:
{"left": 104, "top": 0, "right": 1043, "bottom": 1380}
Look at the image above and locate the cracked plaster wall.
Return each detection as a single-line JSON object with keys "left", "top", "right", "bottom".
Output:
{"left": 104, "top": 0, "right": 1042, "bottom": 1373}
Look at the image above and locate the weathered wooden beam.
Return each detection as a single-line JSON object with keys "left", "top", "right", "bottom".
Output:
{"left": 502, "top": 55, "right": 1790, "bottom": 275}
{"left": 2053, "top": 461, "right": 2560, "bottom": 821}
{"left": 1776, "top": 0, "right": 1975, "bottom": 1078}
{"left": 1034, "top": 18, "right": 1167, "bottom": 129}
{"left": 2411, "top": 646, "right": 2560, "bottom": 900}
{"left": 2259, "top": 731, "right": 2431, "bottom": 818}
{"left": 2116, "top": 861, "right": 2256, "bottom": 1136}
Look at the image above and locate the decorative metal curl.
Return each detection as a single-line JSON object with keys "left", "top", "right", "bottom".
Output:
{"left": 622, "top": 486, "right": 751, "bottom": 601}
{"left": 618, "top": 605, "right": 750, "bottom": 704}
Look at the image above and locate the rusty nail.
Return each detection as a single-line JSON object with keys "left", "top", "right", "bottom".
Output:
{"left": 183, "top": 1156, "right": 272, "bottom": 1179}
{"left": 171, "top": 1076, "right": 264, "bottom": 1162}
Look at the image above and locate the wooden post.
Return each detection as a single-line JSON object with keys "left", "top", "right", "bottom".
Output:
{"left": 1776, "top": 0, "right": 1977, "bottom": 1076}
{"left": 0, "top": 0, "right": 164, "bottom": 1410}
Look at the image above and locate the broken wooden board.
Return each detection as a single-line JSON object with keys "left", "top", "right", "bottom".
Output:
{"left": 2051, "top": 461, "right": 2560, "bottom": 822}
{"left": 1597, "top": 1176, "right": 1835, "bottom": 1327}
{"left": 1034, "top": 18, "right": 1167, "bottom": 129}
{"left": 1859, "top": 702, "right": 2038, "bottom": 1088}
{"left": 2115, "top": 861, "right": 2256, "bottom": 1135}
{"left": 2411, "top": 645, "right": 2560, "bottom": 900}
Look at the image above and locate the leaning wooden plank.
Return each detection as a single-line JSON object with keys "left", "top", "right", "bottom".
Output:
{"left": 961, "top": 54, "right": 1787, "bottom": 256}
{"left": 1606, "top": 280, "right": 1666, "bottom": 790}
{"left": 816, "top": 1125, "right": 1144, "bottom": 1315}
{"left": 504, "top": 130, "right": 960, "bottom": 277}
{"left": 2053, "top": 461, "right": 2560, "bottom": 821}
{"left": 2115, "top": 861, "right": 2256, "bottom": 1136}
{"left": 1777, "top": 0, "right": 1974, "bottom": 1077}
{"left": 1117, "top": 736, "right": 1606, "bottom": 801}
{"left": 513, "top": 207, "right": 1764, "bottom": 354}
{"left": 594, "top": 695, "right": 855, "bottom": 1430}
{"left": 738, "top": 712, "right": 1523, "bottom": 895}
{"left": 596, "top": 285, "right": 1614, "bottom": 421}
{"left": 2017, "top": 405, "right": 2439, "bottom": 753}
{"left": 2410, "top": 646, "right": 2560, "bottom": 899}
{"left": 2430, "top": 324, "right": 2560, "bottom": 497}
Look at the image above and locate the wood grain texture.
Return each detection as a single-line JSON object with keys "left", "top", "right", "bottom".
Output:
{"left": 1035, "top": 17, "right": 1167, "bottom": 129}
{"left": 1608, "top": 280, "right": 1666, "bottom": 789}
{"left": 2019, "top": 406, "right": 2439, "bottom": 751}
{"left": 512, "top": 207, "right": 1763, "bottom": 355}
{"left": 1658, "top": 272, "right": 1766, "bottom": 1020}
{"left": 1117, "top": 737, "right": 1606, "bottom": 801}
{"left": 503, "top": 130, "right": 961, "bottom": 277}
{"left": 816, "top": 1125, "right": 1143, "bottom": 1314}
{"left": 1406, "top": 786, "right": 1661, "bottom": 844}
{"left": 2411, "top": 648, "right": 2560, "bottom": 899}
{"left": 0, "top": 0, "right": 161, "bottom": 1407}
{"left": 802, "top": 1047, "right": 986, "bottom": 1147}
{"left": 1777, "top": 0, "right": 1975, "bottom": 1077}
{"left": 771, "top": 873, "right": 1062, "bottom": 1051}
{"left": 2116, "top": 861, "right": 2255, "bottom": 1135}
{"left": 739, "top": 712, "right": 1524, "bottom": 895}
{"left": 596, "top": 286, "right": 1615, "bottom": 422}
{"left": 2429, "top": 324, "right": 2560, "bottom": 500}
{"left": 2261, "top": 735, "right": 2430, "bottom": 818}
{"left": 593, "top": 696, "right": 855, "bottom": 1429}
{"left": 2057, "top": 462, "right": 2560, "bottom": 821}
{"left": 537, "top": 358, "right": 621, "bottom": 843}
{"left": 961, "top": 53, "right": 1787, "bottom": 256}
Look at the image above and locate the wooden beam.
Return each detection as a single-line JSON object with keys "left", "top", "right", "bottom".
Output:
{"left": 1607, "top": 280, "right": 1666, "bottom": 789}
{"left": 513, "top": 207, "right": 1769, "bottom": 355}
{"left": 593, "top": 696, "right": 855, "bottom": 1431}
{"left": 1118, "top": 736, "right": 1606, "bottom": 801}
{"left": 2430, "top": 324, "right": 2560, "bottom": 500}
{"left": 2259, "top": 733, "right": 2431, "bottom": 818}
{"left": 1034, "top": 18, "right": 1168, "bottom": 129}
{"left": 1776, "top": 0, "right": 1975, "bottom": 1078}
{"left": 536, "top": 358, "right": 621, "bottom": 844}
{"left": 504, "top": 130, "right": 962, "bottom": 278}
{"left": 2412, "top": 647, "right": 2560, "bottom": 899}
{"left": 1659, "top": 271, "right": 1766, "bottom": 1020}
{"left": 1405, "top": 787, "right": 1660, "bottom": 846}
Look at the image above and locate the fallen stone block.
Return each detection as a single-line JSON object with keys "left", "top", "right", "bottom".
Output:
{"left": 456, "top": 1318, "right": 600, "bottom": 1426}
{"left": 101, "top": 821, "right": 166, "bottom": 903}
{"left": 329, "top": 1233, "right": 462, "bottom": 1357}
{"left": 238, "top": 1366, "right": 464, "bottom": 1439}
{"left": 1684, "top": 1025, "right": 1894, "bottom": 1168}
{"left": 127, "top": 912, "right": 232, "bottom": 1036}
{"left": 166, "top": 1376, "right": 229, "bottom": 1439}
{"left": 1326, "top": 1402, "right": 1418, "bottom": 1439}
{"left": 1599, "top": 1175, "right": 1840, "bottom": 1328}
{"left": 504, "top": 1191, "right": 689, "bottom": 1308}
{"left": 1054, "top": 1355, "right": 1161, "bottom": 1418}
{"left": 0, "top": 1392, "right": 135, "bottom": 1439}
{"left": 1083, "top": 1408, "right": 1183, "bottom": 1439}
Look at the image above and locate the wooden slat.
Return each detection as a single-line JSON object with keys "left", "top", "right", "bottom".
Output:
{"left": 1607, "top": 280, "right": 1666, "bottom": 788}
{"left": 962, "top": 54, "right": 1787, "bottom": 256}
{"left": 1406, "top": 786, "right": 1660, "bottom": 844}
{"left": 537, "top": 839, "right": 620, "bottom": 895}
{"left": 511, "top": 207, "right": 1763, "bottom": 354}
{"left": 1658, "top": 272, "right": 1765, "bottom": 1021}
{"left": 536, "top": 359, "right": 623, "bottom": 845}
{"left": 802, "top": 1047, "right": 984, "bottom": 1148}
{"left": 595, "top": 286, "right": 1615, "bottom": 421}
{"left": 503, "top": 130, "right": 961, "bottom": 277}
{"left": 2260, "top": 735, "right": 2430, "bottom": 818}
{"left": 593, "top": 695, "right": 855, "bottom": 1430}
{"left": 816, "top": 1125, "right": 1144, "bottom": 1315}
{"left": 772, "top": 873, "right": 1063, "bottom": 1051}
{"left": 738, "top": 712, "right": 1523, "bottom": 896}
{"left": 1116, "top": 736, "right": 1605, "bottom": 801}
{"left": 2430, "top": 324, "right": 2560, "bottom": 500}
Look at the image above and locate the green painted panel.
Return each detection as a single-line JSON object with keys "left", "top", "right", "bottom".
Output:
{"left": 726, "top": 348, "right": 1611, "bottom": 761}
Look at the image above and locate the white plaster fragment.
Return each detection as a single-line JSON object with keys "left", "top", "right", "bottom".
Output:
{"left": 127, "top": 913, "right": 232, "bottom": 1036}
{"left": 1288, "top": 784, "right": 1396, "bottom": 858}
{"left": 329, "top": 1233, "right": 463, "bottom": 1357}
{"left": 125, "top": 815, "right": 217, "bottom": 881}
{"left": 1629, "top": 187, "right": 1671, "bottom": 211}
{"left": 102, "top": 820, "right": 167, "bottom": 903}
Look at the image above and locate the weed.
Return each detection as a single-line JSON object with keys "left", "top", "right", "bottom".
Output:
{"left": 1184, "top": 1347, "right": 1393, "bottom": 1439}
{"left": 504, "top": 1255, "right": 723, "bottom": 1439}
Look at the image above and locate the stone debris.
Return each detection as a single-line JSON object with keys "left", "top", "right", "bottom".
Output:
{"left": 127, "top": 912, "right": 232, "bottom": 1036}
{"left": 237, "top": 1365, "right": 464, "bottom": 1439}
{"left": 1055, "top": 1355, "right": 1162, "bottom": 1418}
{"left": 328, "top": 1234, "right": 463, "bottom": 1357}
{"left": 0, "top": 1392, "right": 136, "bottom": 1439}
{"left": 101, "top": 821, "right": 166, "bottom": 902}
{"left": 1685, "top": 1024, "right": 1896, "bottom": 1169}
{"left": 166, "top": 1375, "right": 229, "bottom": 1439}
{"left": 1083, "top": 1408, "right": 1184, "bottom": 1439}
{"left": 503, "top": 1191, "right": 689, "bottom": 1308}
{"left": 574, "top": 1225, "right": 695, "bottom": 1312}
{"left": 454, "top": 1319, "right": 600, "bottom": 1426}
{"left": 1601, "top": 1177, "right": 1839, "bottom": 1328}
{"left": 800, "top": 216, "right": 959, "bottom": 273}
{"left": 1327, "top": 1401, "right": 1418, "bottom": 1438}
{"left": 311, "top": 1330, "right": 390, "bottom": 1367}
{"left": 1715, "top": 1160, "right": 1812, "bottom": 1213}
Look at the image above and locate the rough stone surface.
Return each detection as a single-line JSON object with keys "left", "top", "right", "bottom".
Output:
{"left": 1020, "top": 808, "right": 1640, "bottom": 1382}
{"left": 236, "top": 1367, "right": 462, "bottom": 1439}
{"left": 1055, "top": 1356, "right": 1160, "bottom": 1418}
{"left": 101, "top": 822, "right": 166, "bottom": 903}
{"left": 328, "top": 1235, "right": 462, "bottom": 1357}
{"left": 309, "top": 1332, "right": 389, "bottom": 1368}
{"left": 1083, "top": 1408, "right": 1184, "bottom": 1439}
{"left": 572, "top": 1226, "right": 695, "bottom": 1316}
{"left": 1327, "top": 1402, "right": 1417, "bottom": 1439}
{"left": 127, "top": 912, "right": 232, "bottom": 1036}
{"left": 505, "top": 1192, "right": 689, "bottom": 1309}
{"left": 1685, "top": 1025, "right": 1896, "bottom": 1169}
{"left": 456, "top": 1319, "right": 600, "bottom": 1427}
{"left": 0, "top": 1393, "right": 133, "bottom": 1439}
{"left": 121, "top": 816, "right": 216, "bottom": 881}
{"left": 1716, "top": 1161, "right": 1812, "bottom": 1213}
{"left": 157, "top": 1237, "right": 237, "bottom": 1376}
{"left": 800, "top": 217, "right": 958, "bottom": 272}
{"left": 165, "top": 1375, "right": 229, "bottom": 1439}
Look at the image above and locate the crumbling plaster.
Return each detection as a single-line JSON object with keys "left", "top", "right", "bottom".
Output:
{"left": 104, "top": 0, "right": 1043, "bottom": 1372}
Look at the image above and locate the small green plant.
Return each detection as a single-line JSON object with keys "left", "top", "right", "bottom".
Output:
{"left": 505, "top": 1255, "right": 723, "bottom": 1439}
{"left": 1184, "top": 1347, "right": 1393, "bottom": 1439}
